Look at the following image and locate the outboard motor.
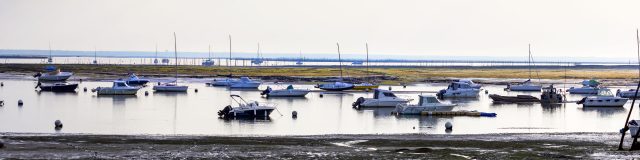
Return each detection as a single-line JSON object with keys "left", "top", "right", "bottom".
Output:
{"left": 33, "top": 72, "right": 42, "bottom": 78}
{"left": 352, "top": 97, "right": 365, "bottom": 109}
{"left": 436, "top": 89, "right": 446, "bottom": 99}
{"left": 260, "top": 87, "right": 272, "bottom": 96}
{"left": 218, "top": 105, "right": 233, "bottom": 117}
{"left": 576, "top": 97, "right": 587, "bottom": 104}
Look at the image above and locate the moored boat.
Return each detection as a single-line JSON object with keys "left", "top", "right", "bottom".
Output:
{"left": 92, "top": 80, "right": 141, "bottom": 95}
{"left": 34, "top": 66, "right": 73, "bottom": 81}
{"left": 540, "top": 84, "right": 563, "bottom": 103}
{"left": 352, "top": 89, "right": 412, "bottom": 108}
{"left": 393, "top": 95, "right": 456, "bottom": 115}
{"left": 261, "top": 85, "right": 309, "bottom": 97}
{"left": 229, "top": 77, "right": 261, "bottom": 89}
{"left": 36, "top": 82, "right": 78, "bottom": 92}
{"left": 218, "top": 95, "right": 277, "bottom": 118}
{"left": 436, "top": 82, "right": 480, "bottom": 98}
{"left": 207, "top": 78, "right": 239, "bottom": 86}
{"left": 316, "top": 82, "right": 354, "bottom": 91}
{"left": 125, "top": 73, "right": 150, "bottom": 86}
{"left": 567, "top": 80, "right": 600, "bottom": 94}
{"left": 577, "top": 88, "right": 628, "bottom": 107}
{"left": 489, "top": 94, "right": 540, "bottom": 103}
{"left": 507, "top": 79, "right": 542, "bottom": 91}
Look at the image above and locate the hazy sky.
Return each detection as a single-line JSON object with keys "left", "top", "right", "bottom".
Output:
{"left": 1, "top": 0, "right": 640, "bottom": 58}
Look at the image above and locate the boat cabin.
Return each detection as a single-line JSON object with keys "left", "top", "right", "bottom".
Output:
{"left": 112, "top": 81, "right": 131, "bottom": 88}
{"left": 597, "top": 89, "right": 615, "bottom": 97}
{"left": 373, "top": 89, "right": 397, "bottom": 99}
{"left": 418, "top": 95, "right": 441, "bottom": 106}
{"left": 447, "top": 82, "right": 473, "bottom": 90}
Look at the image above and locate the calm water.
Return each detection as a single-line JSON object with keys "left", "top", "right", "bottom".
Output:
{"left": 0, "top": 78, "right": 638, "bottom": 135}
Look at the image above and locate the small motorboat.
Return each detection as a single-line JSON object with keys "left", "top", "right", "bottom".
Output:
{"left": 352, "top": 82, "right": 379, "bottom": 91}
{"left": 489, "top": 94, "right": 540, "bottom": 103}
{"left": 92, "top": 80, "right": 141, "bottom": 95}
{"left": 229, "top": 77, "right": 261, "bottom": 89}
{"left": 628, "top": 120, "right": 640, "bottom": 138}
{"left": 202, "top": 59, "right": 214, "bottom": 66}
{"left": 393, "top": 95, "right": 456, "bottom": 115}
{"left": 261, "top": 85, "right": 310, "bottom": 97}
{"left": 153, "top": 82, "right": 188, "bottom": 92}
{"left": 540, "top": 84, "right": 563, "bottom": 103}
{"left": 316, "top": 82, "right": 354, "bottom": 91}
{"left": 125, "top": 73, "right": 150, "bottom": 86}
{"left": 458, "top": 79, "right": 482, "bottom": 89}
{"left": 207, "top": 78, "right": 239, "bottom": 86}
{"left": 506, "top": 79, "right": 542, "bottom": 91}
{"left": 577, "top": 88, "right": 628, "bottom": 107}
{"left": 36, "top": 82, "right": 78, "bottom": 92}
{"left": 617, "top": 89, "right": 640, "bottom": 98}
{"left": 34, "top": 67, "right": 73, "bottom": 81}
{"left": 436, "top": 82, "right": 480, "bottom": 98}
{"left": 218, "top": 95, "right": 277, "bottom": 118}
{"left": 352, "top": 89, "right": 412, "bottom": 108}
{"left": 567, "top": 80, "right": 600, "bottom": 94}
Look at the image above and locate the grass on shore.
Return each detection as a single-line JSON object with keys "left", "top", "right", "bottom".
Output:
{"left": 0, "top": 64, "right": 637, "bottom": 84}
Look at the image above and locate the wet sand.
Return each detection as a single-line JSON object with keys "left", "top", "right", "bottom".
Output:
{"left": 1, "top": 133, "right": 639, "bottom": 159}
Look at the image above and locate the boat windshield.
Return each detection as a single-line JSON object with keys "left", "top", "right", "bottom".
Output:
{"left": 383, "top": 92, "right": 396, "bottom": 98}
{"left": 419, "top": 96, "right": 439, "bottom": 105}
{"left": 597, "top": 89, "right": 614, "bottom": 97}
{"left": 114, "top": 82, "right": 128, "bottom": 87}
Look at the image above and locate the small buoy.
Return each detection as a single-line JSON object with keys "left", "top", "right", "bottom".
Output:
{"left": 194, "top": 88, "right": 198, "bottom": 93}
{"left": 319, "top": 93, "right": 324, "bottom": 98}
{"left": 17, "top": 100, "right": 23, "bottom": 106}
{"left": 403, "top": 85, "right": 407, "bottom": 88}
{"left": 484, "top": 90, "right": 488, "bottom": 94}
{"left": 0, "top": 82, "right": 3, "bottom": 87}
{"left": 292, "top": 111, "right": 298, "bottom": 118}
{"left": 54, "top": 120, "right": 63, "bottom": 130}
{"left": 79, "top": 79, "right": 83, "bottom": 83}
{"left": 0, "top": 139, "right": 4, "bottom": 148}
{"left": 83, "top": 87, "right": 87, "bottom": 92}
{"left": 413, "top": 126, "right": 415, "bottom": 129}
{"left": 157, "top": 82, "right": 161, "bottom": 85}
{"left": 445, "top": 122, "right": 453, "bottom": 130}
{"left": 144, "top": 91, "right": 149, "bottom": 96}
{"left": 388, "top": 86, "right": 392, "bottom": 90}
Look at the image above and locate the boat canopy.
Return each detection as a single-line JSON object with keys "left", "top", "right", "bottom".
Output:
{"left": 418, "top": 95, "right": 439, "bottom": 106}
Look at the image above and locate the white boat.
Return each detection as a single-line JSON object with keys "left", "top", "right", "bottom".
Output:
{"left": 507, "top": 44, "right": 542, "bottom": 91}
{"left": 393, "top": 95, "right": 456, "bottom": 115}
{"left": 229, "top": 77, "right": 261, "bottom": 89}
{"left": 92, "top": 80, "right": 141, "bottom": 95}
{"left": 567, "top": 80, "right": 600, "bottom": 94}
{"left": 153, "top": 33, "right": 189, "bottom": 92}
{"left": 261, "top": 85, "right": 310, "bottom": 97}
{"left": 34, "top": 69, "right": 73, "bottom": 81}
{"left": 507, "top": 79, "right": 542, "bottom": 91}
{"left": 577, "top": 88, "right": 628, "bottom": 107}
{"left": 352, "top": 89, "right": 412, "bottom": 108}
{"left": 458, "top": 79, "right": 482, "bottom": 89}
{"left": 629, "top": 120, "right": 640, "bottom": 138}
{"left": 436, "top": 82, "right": 480, "bottom": 98}
{"left": 617, "top": 89, "right": 640, "bottom": 98}
{"left": 218, "top": 95, "right": 277, "bottom": 118}
{"left": 316, "top": 81, "right": 354, "bottom": 91}
{"left": 207, "top": 78, "right": 239, "bottom": 86}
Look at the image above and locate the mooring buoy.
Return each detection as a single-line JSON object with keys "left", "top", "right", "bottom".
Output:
{"left": 157, "top": 82, "right": 161, "bottom": 85}
{"left": 195, "top": 88, "right": 198, "bottom": 93}
{"left": 53, "top": 120, "right": 62, "bottom": 130}
{"left": 319, "top": 93, "right": 324, "bottom": 98}
{"left": 445, "top": 122, "right": 453, "bottom": 130}
{"left": 144, "top": 91, "right": 149, "bottom": 96}
{"left": 83, "top": 87, "right": 87, "bottom": 92}
{"left": 292, "top": 111, "right": 298, "bottom": 118}
{"left": 388, "top": 86, "right": 392, "bottom": 91}
{"left": 403, "top": 85, "right": 407, "bottom": 88}
{"left": 0, "top": 82, "right": 3, "bottom": 87}
{"left": 17, "top": 100, "right": 23, "bottom": 106}
{"left": 485, "top": 90, "right": 488, "bottom": 94}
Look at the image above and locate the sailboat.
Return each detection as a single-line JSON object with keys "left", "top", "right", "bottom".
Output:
{"left": 353, "top": 43, "right": 379, "bottom": 91}
{"left": 92, "top": 47, "right": 98, "bottom": 64}
{"left": 506, "top": 44, "right": 542, "bottom": 91}
{"left": 316, "top": 43, "right": 354, "bottom": 91}
{"left": 153, "top": 44, "right": 159, "bottom": 64}
{"left": 207, "top": 35, "right": 239, "bottom": 86}
{"left": 296, "top": 50, "right": 304, "bottom": 65}
{"left": 153, "top": 33, "right": 189, "bottom": 92}
{"left": 251, "top": 43, "right": 264, "bottom": 65}
{"left": 202, "top": 44, "right": 215, "bottom": 66}
{"left": 47, "top": 43, "right": 53, "bottom": 63}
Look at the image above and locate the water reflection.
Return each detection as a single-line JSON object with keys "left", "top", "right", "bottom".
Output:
{"left": 581, "top": 107, "right": 627, "bottom": 117}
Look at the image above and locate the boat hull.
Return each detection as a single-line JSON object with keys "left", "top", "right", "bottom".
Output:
{"left": 38, "top": 72, "right": 73, "bottom": 81}
{"left": 360, "top": 99, "right": 409, "bottom": 107}
{"left": 153, "top": 86, "right": 188, "bottom": 92}
{"left": 508, "top": 85, "right": 542, "bottom": 91}
{"left": 229, "top": 82, "right": 261, "bottom": 89}
{"left": 489, "top": 94, "right": 540, "bottom": 103}
{"left": 96, "top": 88, "right": 140, "bottom": 95}
{"left": 39, "top": 84, "right": 78, "bottom": 92}
{"left": 581, "top": 97, "right": 628, "bottom": 107}
{"left": 126, "top": 80, "right": 150, "bottom": 86}
{"left": 225, "top": 109, "right": 274, "bottom": 118}
{"left": 266, "top": 89, "right": 310, "bottom": 97}
{"left": 567, "top": 87, "right": 598, "bottom": 94}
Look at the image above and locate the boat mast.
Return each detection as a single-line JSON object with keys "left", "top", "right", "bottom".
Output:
{"left": 48, "top": 42, "right": 52, "bottom": 63}
{"left": 618, "top": 28, "right": 640, "bottom": 150}
{"left": 337, "top": 43, "right": 343, "bottom": 79}
{"left": 174, "top": 32, "right": 178, "bottom": 83}
{"left": 94, "top": 46, "right": 97, "bottom": 64}
{"left": 528, "top": 44, "right": 532, "bottom": 80}
{"left": 208, "top": 44, "right": 211, "bottom": 60}
{"left": 228, "top": 35, "right": 232, "bottom": 76}
{"left": 366, "top": 43, "right": 370, "bottom": 82}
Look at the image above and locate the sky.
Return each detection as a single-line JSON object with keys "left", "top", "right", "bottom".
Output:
{"left": 1, "top": 0, "right": 640, "bottom": 59}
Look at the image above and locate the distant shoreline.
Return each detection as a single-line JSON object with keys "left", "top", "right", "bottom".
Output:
{"left": 0, "top": 64, "right": 638, "bottom": 85}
